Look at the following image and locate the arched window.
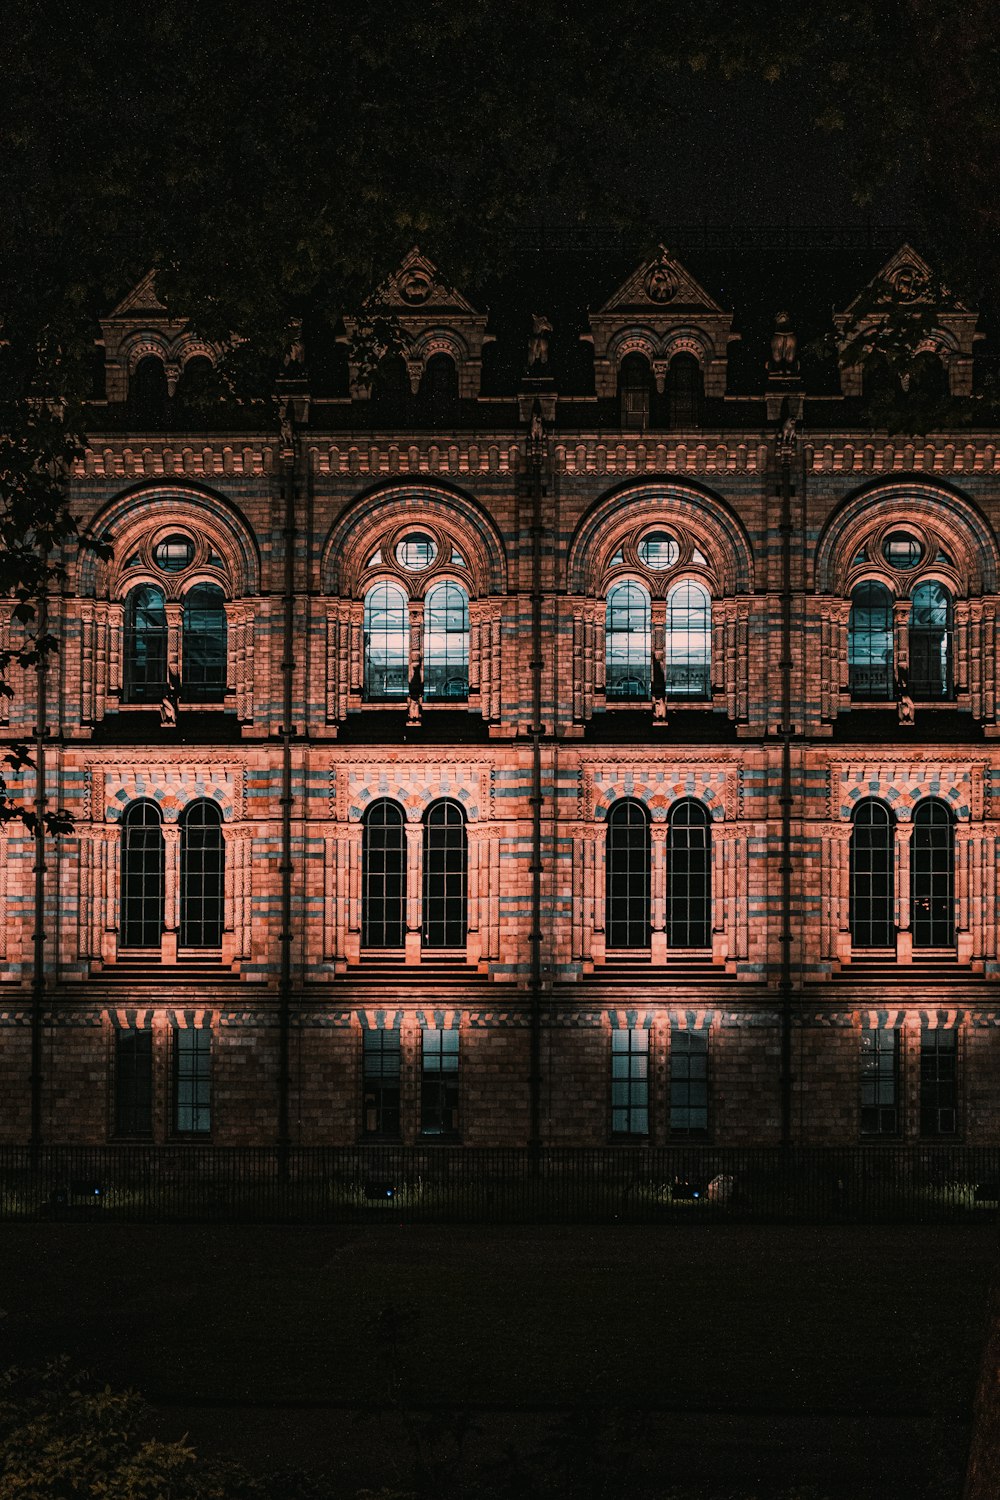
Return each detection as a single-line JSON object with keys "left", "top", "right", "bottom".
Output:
{"left": 364, "top": 581, "right": 410, "bottom": 700}
{"left": 909, "top": 582, "right": 952, "bottom": 698}
{"left": 665, "top": 580, "right": 712, "bottom": 698}
{"left": 848, "top": 581, "right": 894, "bottom": 700}
{"left": 180, "top": 800, "right": 224, "bottom": 948}
{"left": 120, "top": 801, "right": 165, "bottom": 949}
{"left": 124, "top": 584, "right": 168, "bottom": 703}
{"left": 619, "top": 352, "right": 652, "bottom": 429}
{"left": 419, "top": 353, "right": 459, "bottom": 422}
{"left": 423, "top": 580, "right": 469, "bottom": 700}
{"left": 422, "top": 799, "right": 467, "bottom": 949}
{"left": 362, "top": 800, "right": 406, "bottom": 949}
{"left": 863, "top": 352, "right": 901, "bottom": 399}
{"left": 850, "top": 801, "right": 895, "bottom": 948}
{"left": 667, "top": 800, "right": 711, "bottom": 948}
{"left": 605, "top": 580, "right": 650, "bottom": 700}
{"left": 182, "top": 584, "right": 227, "bottom": 701}
{"left": 129, "top": 355, "right": 169, "bottom": 426}
{"left": 908, "top": 351, "right": 948, "bottom": 399}
{"left": 174, "top": 355, "right": 216, "bottom": 418}
{"left": 370, "top": 353, "right": 409, "bottom": 422}
{"left": 667, "top": 353, "right": 703, "bottom": 427}
{"left": 605, "top": 799, "right": 650, "bottom": 950}
{"left": 911, "top": 799, "right": 955, "bottom": 948}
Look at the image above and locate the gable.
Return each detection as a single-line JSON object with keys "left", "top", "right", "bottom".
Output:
{"left": 598, "top": 246, "right": 726, "bottom": 315}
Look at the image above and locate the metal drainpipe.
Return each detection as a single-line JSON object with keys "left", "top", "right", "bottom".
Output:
{"left": 29, "top": 584, "right": 48, "bottom": 1148}
{"left": 778, "top": 425, "right": 795, "bottom": 1147}
{"left": 277, "top": 418, "right": 297, "bottom": 1151}
{"left": 528, "top": 411, "right": 545, "bottom": 1157}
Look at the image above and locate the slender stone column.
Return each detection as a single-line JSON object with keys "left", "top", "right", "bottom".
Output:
{"left": 896, "top": 822, "right": 914, "bottom": 964}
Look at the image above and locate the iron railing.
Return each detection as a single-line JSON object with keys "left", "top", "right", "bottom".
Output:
{"left": 2, "top": 1145, "right": 998, "bottom": 1224}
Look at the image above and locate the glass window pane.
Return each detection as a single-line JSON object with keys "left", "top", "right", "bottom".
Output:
{"left": 605, "top": 581, "right": 650, "bottom": 700}
{"left": 362, "top": 801, "right": 406, "bottom": 947}
{"left": 664, "top": 581, "right": 711, "bottom": 698}
{"left": 605, "top": 800, "right": 650, "bottom": 949}
{"left": 848, "top": 582, "right": 894, "bottom": 700}
{"left": 423, "top": 581, "right": 469, "bottom": 700}
{"left": 364, "top": 582, "right": 409, "bottom": 699}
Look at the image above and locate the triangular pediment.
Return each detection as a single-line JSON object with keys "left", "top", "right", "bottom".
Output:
{"left": 106, "top": 269, "right": 169, "bottom": 319}
{"left": 375, "top": 247, "right": 479, "bottom": 315}
{"left": 842, "top": 243, "right": 966, "bottom": 315}
{"left": 599, "top": 246, "right": 726, "bottom": 315}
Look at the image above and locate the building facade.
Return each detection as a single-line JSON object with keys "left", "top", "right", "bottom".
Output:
{"left": 3, "top": 239, "right": 1000, "bottom": 1148}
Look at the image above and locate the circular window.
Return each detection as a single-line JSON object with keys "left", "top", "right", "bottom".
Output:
{"left": 882, "top": 532, "right": 923, "bottom": 570}
{"left": 637, "top": 531, "right": 680, "bottom": 570}
{"left": 154, "top": 534, "right": 195, "bottom": 572}
{"left": 396, "top": 532, "right": 438, "bottom": 571}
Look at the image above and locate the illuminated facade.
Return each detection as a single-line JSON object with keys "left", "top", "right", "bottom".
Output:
{"left": 3, "top": 238, "right": 1000, "bottom": 1147}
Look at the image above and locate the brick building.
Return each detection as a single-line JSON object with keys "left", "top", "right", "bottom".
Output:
{"left": 4, "top": 235, "right": 1000, "bottom": 1149}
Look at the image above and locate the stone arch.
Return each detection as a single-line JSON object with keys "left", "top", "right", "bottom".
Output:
{"left": 608, "top": 328, "right": 660, "bottom": 369}
{"left": 568, "top": 480, "right": 754, "bottom": 596}
{"left": 106, "top": 772, "right": 236, "bottom": 823}
{"left": 661, "top": 328, "right": 714, "bottom": 365}
{"left": 816, "top": 478, "right": 998, "bottom": 596}
{"left": 348, "top": 774, "right": 481, "bottom": 824}
{"left": 592, "top": 780, "right": 724, "bottom": 822}
{"left": 840, "top": 777, "right": 971, "bottom": 822}
{"left": 77, "top": 482, "right": 261, "bottom": 599}
{"left": 323, "top": 480, "right": 506, "bottom": 598}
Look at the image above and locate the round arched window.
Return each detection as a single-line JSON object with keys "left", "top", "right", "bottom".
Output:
{"left": 882, "top": 531, "right": 923, "bottom": 570}
{"left": 154, "top": 534, "right": 195, "bottom": 572}
{"left": 637, "top": 531, "right": 680, "bottom": 570}
{"left": 396, "top": 533, "right": 437, "bottom": 571}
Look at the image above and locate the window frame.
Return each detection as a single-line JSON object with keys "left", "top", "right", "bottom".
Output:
{"left": 911, "top": 798, "right": 955, "bottom": 949}
{"left": 363, "top": 579, "right": 410, "bottom": 701}
{"left": 420, "top": 1027, "right": 460, "bottom": 1139}
{"left": 422, "top": 799, "right": 468, "bottom": 950}
{"left": 908, "top": 580, "right": 954, "bottom": 700}
{"left": 667, "top": 799, "right": 711, "bottom": 949}
{"left": 181, "top": 582, "right": 228, "bottom": 702}
{"left": 669, "top": 1027, "right": 710, "bottom": 1140}
{"left": 422, "top": 579, "right": 470, "bottom": 701}
{"left": 860, "top": 1026, "right": 900, "bottom": 1137}
{"left": 362, "top": 1028, "right": 402, "bottom": 1139}
{"left": 848, "top": 580, "right": 895, "bottom": 701}
{"left": 120, "top": 799, "right": 165, "bottom": 951}
{"left": 123, "top": 583, "right": 169, "bottom": 704}
{"left": 849, "top": 799, "right": 896, "bottom": 950}
{"left": 605, "top": 579, "right": 651, "bottom": 701}
{"left": 663, "top": 579, "right": 712, "bottom": 700}
{"left": 113, "top": 1027, "right": 154, "bottom": 1139}
{"left": 920, "top": 1027, "right": 959, "bottom": 1138}
{"left": 610, "top": 1027, "right": 650, "bottom": 1140}
{"left": 172, "top": 1027, "right": 212, "bottom": 1137}
{"left": 605, "top": 798, "right": 651, "bottom": 952}
{"left": 361, "top": 799, "right": 407, "bottom": 951}
{"left": 179, "top": 799, "right": 225, "bottom": 950}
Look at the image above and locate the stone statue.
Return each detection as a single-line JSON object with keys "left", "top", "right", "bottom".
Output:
{"left": 895, "top": 665, "right": 915, "bottom": 726}
{"left": 283, "top": 320, "right": 306, "bottom": 369}
{"left": 769, "top": 311, "right": 798, "bottom": 373}
{"left": 530, "top": 406, "right": 544, "bottom": 445}
{"left": 159, "top": 669, "right": 180, "bottom": 729}
{"left": 279, "top": 399, "right": 294, "bottom": 449}
{"left": 528, "top": 313, "right": 552, "bottom": 369}
{"left": 651, "top": 652, "right": 668, "bottom": 724}
{"left": 407, "top": 655, "right": 424, "bottom": 726}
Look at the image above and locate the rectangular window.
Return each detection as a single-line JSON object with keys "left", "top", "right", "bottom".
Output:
{"left": 611, "top": 1027, "right": 649, "bottom": 1138}
{"left": 362, "top": 1028, "right": 401, "bottom": 1138}
{"left": 860, "top": 1027, "right": 899, "bottom": 1136}
{"left": 669, "top": 1028, "right": 709, "bottom": 1138}
{"left": 920, "top": 1028, "right": 958, "bottom": 1137}
{"left": 114, "top": 1028, "right": 153, "bottom": 1137}
{"left": 173, "top": 1028, "right": 212, "bottom": 1135}
{"left": 421, "top": 1028, "right": 459, "bottom": 1137}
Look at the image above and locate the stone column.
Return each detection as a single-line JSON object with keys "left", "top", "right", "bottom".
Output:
{"left": 650, "top": 822, "right": 667, "bottom": 965}
{"left": 162, "top": 823, "right": 179, "bottom": 963}
{"left": 896, "top": 822, "right": 914, "bottom": 964}
{"left": 956, "top": 822, "right": 973, "bottom": 963}
{"left": 405, "top": 820, "right": 423, "bottom": 964}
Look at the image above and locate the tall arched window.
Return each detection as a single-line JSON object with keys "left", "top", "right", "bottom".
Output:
{"left": 605, "top": 799, "right": 650, "bottom": 950}
{"left": 120, "top": 800, "right": 165, "bottom": 949}
{"left": 665, "top": 580, "right": 712, "bottom": 698}
{"left": 422, "top": 800, "right": 467, "bottom": 949}
{"left": 850, "top": 800, "right": 895, "bottom": 948}
{"left": 364, "top": 582, "right": 410, "bottom": 700}
{"left": 605, "top": 580, "right": 650, "bottom": 700}
{"left": 667, "top": 800, "right": 711, "bottom": 948}
{"left": 182, "top": 584, "right": 227, "bottom": 701}
{"left": 129, "top": 355, "right": 169, "bottom": 426}
{"left": 174, "top": 355, "right": 216, "bottom": 418}
{"left": 911, "top": 799, "right": 955, "bottom": 948}
{"left": 423, "top": 581, "right": 469, "bottom": 700}
{"left": 362, "top": 800, "right": 406, "bottom": 949}
{"left": 180, "top": 800, "right": 225, "bottom": 948}
{"left": 849, "top": 582, "right": 894, "bottom": 700}
{"left": 419, "top": 353, "right": 459, "bottom": 422}
{"left": 908, "top": 351, "right": 948, "bottom": 399}
{"left": 370, "top": 353, "right": 409, "bottom": 422}
{"left": 124, "top": 584, "right": 168, "bottom": 703}
{"left": 909, "top": 582, "right": 952, "bottom": 698}
{"left": 667, "top": 353, "right": 703, "bottom": 427}
{"left": 619, "top": 353, "right": 652, "bottom": 429}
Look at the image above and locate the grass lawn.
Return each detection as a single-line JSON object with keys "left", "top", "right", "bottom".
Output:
{"left": 0, "top": 1222, "right": 995, "bottom": 1497}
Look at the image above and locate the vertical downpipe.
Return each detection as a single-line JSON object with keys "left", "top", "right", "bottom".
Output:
{"left": 778, "top": 424, "right": 794, "bottom": 1147}
{"left": 528, "top": 410, "right": 545, "bottom": 1158}
{"left": 29, "top": 585, "right": 48, "bottom": 1148}
{"left": 277, "top": 416, "right": 296, "bottom": 1153}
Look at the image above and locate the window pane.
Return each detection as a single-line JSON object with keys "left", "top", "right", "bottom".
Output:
{"left": 605, "top": 800, "right": 650, "bottom": 950}
{"left": 423, "top": 581, "right": 469, "bottom": 700}
{"left": 174, "top": 1028, "right": 211, "bottom": 1135}
{"left": 180, "top": 800, "right": 224, "bottom": 948}
{"left": 667, "top": 800, "right": 711, "bottom": 947}
{"left": 422, "top": 800, "right": 467, "bottom": 948}
{"left": 182, "top": 583, "right": 227, "bottom": 701}
{"left": 421, "top": 1027, "right": 460, "bottom": 1136}
{"left": 920, "top": 1029, "right": 958, "bottom": 1137}
{"left": 860, "top": 1028, "right": 898, "bottom": 1135}
{"left": 605, "top": 581, "right": 650, "bottom": 700}
{"left": 362, "top": 801, "right": 406, "bottom": 948}
{"left": 115, "top": 1029, "right": 153, "bottom": 1136}
{"left": 124, "top": 585, "right": 168, "bottom": 704}
{"left": 848, "top": 582, "right": 894, "bottom": 700}
{"left": 850, "top": 800, "right": 895, "bottom": 948}
{"left": 908, "top": 582, "right": 952, "bottom": 699}
{"left": 121, "top": 801, "right": 164, "bottom": 948}
{"left": 609, "top": 1028, "right": 649, "bottom": 1137}
{"left": 363, "top": 1030, "right": 401, "bottom": 1137}
{"left": 364, "top": 582, "right": 409, "bottom": 699}
{"left": 664, "top": 581, "right": 711, "bottom": 698}
{"left": 670, "top": 1030, "right": 709, "bottom": 1137}
{"left": 911, "top": 800, "right": 955, "bottom": 948}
